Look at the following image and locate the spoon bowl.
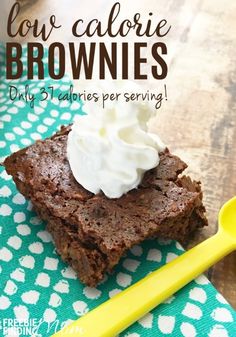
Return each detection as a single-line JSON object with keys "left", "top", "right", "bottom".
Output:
{"left": 219, "top": 196, "right": 236, "bottom": 241}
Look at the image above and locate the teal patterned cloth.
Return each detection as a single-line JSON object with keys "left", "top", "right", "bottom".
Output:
{"left": 0, "top": 45, "right": 236, "bottom": 337}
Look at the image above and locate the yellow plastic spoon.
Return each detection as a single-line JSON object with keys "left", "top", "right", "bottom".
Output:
{"left": 52, "top": 196, "right": 236, "bottom": 337}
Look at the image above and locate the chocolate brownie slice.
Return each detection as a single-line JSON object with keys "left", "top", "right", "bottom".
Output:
{"left": 3, "top": 125, "right": 207, "bottom": 286}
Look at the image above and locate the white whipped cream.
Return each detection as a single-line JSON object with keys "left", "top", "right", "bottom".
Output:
{"left": 67, "top": 97, "right": 165, "bottom": 199}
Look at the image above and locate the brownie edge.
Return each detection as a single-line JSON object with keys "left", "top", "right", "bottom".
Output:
{"left": 3, "top": 125, "right": 208, "bottom": 286}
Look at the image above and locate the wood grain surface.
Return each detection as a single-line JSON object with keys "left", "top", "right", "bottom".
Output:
{"left": 1, "top": 0, "right": 236, "bottom": 308}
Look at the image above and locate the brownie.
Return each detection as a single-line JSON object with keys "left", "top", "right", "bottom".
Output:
{"left": 3, "top": 125, "right": 207, "bottom": 286}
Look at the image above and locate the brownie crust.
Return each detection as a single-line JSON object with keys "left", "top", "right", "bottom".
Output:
{"left": 3, "top": 125, "right": 207, "bottom": 286}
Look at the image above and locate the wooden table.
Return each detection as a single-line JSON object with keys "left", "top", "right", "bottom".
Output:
{"left": 2, "top": 0, "right": 236, "bottom": 308}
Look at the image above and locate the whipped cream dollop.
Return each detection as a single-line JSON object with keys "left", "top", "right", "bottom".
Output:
{"left": 67, "top": 100, "right": 165, "bottom": 198}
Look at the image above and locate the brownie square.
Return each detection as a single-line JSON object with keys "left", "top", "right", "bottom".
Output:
{"left": 3, "top": 125, "right": 207, "bottom": 286}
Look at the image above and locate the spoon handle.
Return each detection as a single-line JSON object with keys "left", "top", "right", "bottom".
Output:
{"left": 52, "top": 231, "right": 235, "bottom": 337}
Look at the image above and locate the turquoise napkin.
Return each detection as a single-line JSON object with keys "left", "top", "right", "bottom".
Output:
{"left": 0, "top": 45, "right": 236, "bottom": 337}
